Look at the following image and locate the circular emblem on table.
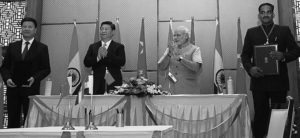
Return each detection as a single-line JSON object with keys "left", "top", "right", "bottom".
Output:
{"left": 67, "top": 67, "right": 81, "bottom": 87}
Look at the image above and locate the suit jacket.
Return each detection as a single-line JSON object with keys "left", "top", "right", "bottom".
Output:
{"left": 0, "top": 40, "right": 51, "bottom": 95}
{"left": 241, "top": 24, "right": 300, "bottom": 91}
{"left": 84, "top": 40, "right": 126, "bottom": 94}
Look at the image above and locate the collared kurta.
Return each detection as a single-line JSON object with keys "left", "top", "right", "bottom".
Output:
{"left": 158, "top": 44, "right": 202, "bottom": 94}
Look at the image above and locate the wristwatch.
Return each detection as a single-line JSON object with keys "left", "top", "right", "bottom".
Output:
{"left": 178, "top": 56, "right": 183, "bottom": 61}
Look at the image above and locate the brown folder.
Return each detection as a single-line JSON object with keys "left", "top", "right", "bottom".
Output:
{"left": 254, "top": 44, "right": 279, "bottom": 75}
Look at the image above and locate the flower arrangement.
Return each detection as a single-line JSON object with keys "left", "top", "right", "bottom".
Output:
{"left": 110, "top": 77, "right": 171, "bottom": 96}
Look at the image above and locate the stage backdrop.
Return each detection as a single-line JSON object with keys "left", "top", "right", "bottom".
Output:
{"left": 39, "top": 0, "right": 278, "bottom": 95}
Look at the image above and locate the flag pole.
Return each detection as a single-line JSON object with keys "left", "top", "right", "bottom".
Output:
{"left": 168, "top": 18, "right": 173, "bottom": 94}
{"left": 190, "top": 16, "right": 195, "bottom": 45}
{"left": 105, "top": 67, "right": 108, "bottom": 94}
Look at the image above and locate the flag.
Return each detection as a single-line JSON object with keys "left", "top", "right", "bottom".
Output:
{"left": 166, "top": 19, "right": 176, "bottom": 83}
{"left": 94, "top": 18, "right": 100, "bottom": 43}
{"left": 137, "top": 18, "right": 147, "bottom": 78}
{"left": 84, "top": 18, "right": 100, "bottom": 76}
{"left": 213, "top": 18, "right": 224, "bottom": 94}
{"left": 66, "top": 22, "right": 83, "bottom": 105}
{"left": 113, "top": 18, "right": 121, "bottom": 43}
{"left": 82, "top": 18, "right": 100, "bottom": 96}
{"left": 167, "top": 18, "right": 173, "bottom": 47}
{"left": 190, "top": 16, "right": 195, "bottom": 45}
{"left": 57, "top": 21, "right": 83, "bottom": 107}
{"left": 84, "top": 18, "right": 100, "bottom": 77}
{"left": 112, "top": 18, "right": 125, "bottom": 71}
{"left": 235, "top": 17, "right": 247, "bottom": 94}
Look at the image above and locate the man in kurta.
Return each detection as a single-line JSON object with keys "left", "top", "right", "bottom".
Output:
{"left": 158, "top": 26, "right": 202, "bottom": 94}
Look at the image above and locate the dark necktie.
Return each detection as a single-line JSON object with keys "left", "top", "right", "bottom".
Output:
{"left": 22, "top": 41, "right": 29, "bottom": 59}
{"left": 103, "top": 43, "right": 107, "bottom": 49}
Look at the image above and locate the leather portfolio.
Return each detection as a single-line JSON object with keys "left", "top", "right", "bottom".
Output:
{"left": 254, "top": 44, "right": 279, "bottom": 75}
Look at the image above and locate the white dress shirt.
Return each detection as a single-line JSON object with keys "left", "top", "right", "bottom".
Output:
{"left": 22, "top": 38, "right": 34, "bottom": 53}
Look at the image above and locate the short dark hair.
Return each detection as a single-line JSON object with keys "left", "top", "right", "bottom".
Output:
{"left": 258, "top": 3, "right": 274, "bottom": 12}
{"left": 21, "top": 17, "right": 37, "bottom": 28}
{"left": 101, "top": 21, "right": 115, "bottom": 30}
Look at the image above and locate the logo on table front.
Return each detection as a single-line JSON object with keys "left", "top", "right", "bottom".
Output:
{"left": 67, "top": 67, "right": 81, "bottom": 87}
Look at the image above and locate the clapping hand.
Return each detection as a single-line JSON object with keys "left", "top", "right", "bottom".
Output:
{"left": 98, "top": 47, "right": 108, "bottom": 59}
{"left": 167, "top": 41, "right": 174, "bottom": 57}
{"left": 168, "top": 41, "right": 179, "bottom": 56}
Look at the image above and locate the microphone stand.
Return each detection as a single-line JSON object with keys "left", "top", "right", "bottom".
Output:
{"left": 85, "top": 75, "right": 97, "bottom": 130}
{"left": 62, "top": 94, "right": 75, "bottom": 130}
{"left": 62, "top": 76, "right": 75, "bottom": 130}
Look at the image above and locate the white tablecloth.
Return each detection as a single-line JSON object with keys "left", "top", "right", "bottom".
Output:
{"left": 25, "top": 94, "right": 252, "bottom": 138}
{"left": 0, "top": 126, "right": 173, "bottom": 138}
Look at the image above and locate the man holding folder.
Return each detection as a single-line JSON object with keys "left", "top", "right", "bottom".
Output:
{"left": 0, "top": 17, "right": 51, "bottom": 128}
{"left": 241, "top": 3, "right": 300, "bottom": 138}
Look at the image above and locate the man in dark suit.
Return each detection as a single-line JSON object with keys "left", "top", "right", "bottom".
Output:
{"left": 241, "top": 3, "right": 300, "bottom": 138}
{"left": 84, "top": 21, "right": 126, "bottom": 94}
{"left": 0, "top": 17, "right": 51, "bottom": 128}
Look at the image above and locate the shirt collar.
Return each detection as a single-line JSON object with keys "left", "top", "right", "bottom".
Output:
{"left": 101, "top": 40, "right": 112, "bottom": 47}
{"left": 22, "top": 37, "right": 34, "bottom": 45}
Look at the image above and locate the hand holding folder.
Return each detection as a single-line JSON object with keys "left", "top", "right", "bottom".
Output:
{"left": 250, "top": 66, "right": 264, "bottom": 78}
{"left": 269, "top": 51, "right": 284, "bottom": 61}
{"left": 254, "top": 44, "right": 279, "bottom": 75}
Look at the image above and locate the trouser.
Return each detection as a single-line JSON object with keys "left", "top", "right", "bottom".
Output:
{"left": 251, "top": 90, "right": 287, "bottom": 138}
{"left": 7, "top": 87, "right": 30, "bottom": 128}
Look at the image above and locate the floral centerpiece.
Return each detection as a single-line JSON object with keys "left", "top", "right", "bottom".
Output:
{"left": 110, "top": 76, "right": 171, "bottom": 96}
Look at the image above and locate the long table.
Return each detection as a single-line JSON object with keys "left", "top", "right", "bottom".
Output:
{"left": 25, "top": 94, "right": 252, "bottom": 138}
{"left": 0, "top": 126, "right": 173, "bottom": 138}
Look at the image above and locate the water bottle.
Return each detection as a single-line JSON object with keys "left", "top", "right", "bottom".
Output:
{"left": 45, "top": 78, "right": 52, "bottom": 96}
{"left": 227, "top": 76, "right": 234, "bottom": 94}
{"left": 116, "top": 109, "right": 124, "bottom": 127}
